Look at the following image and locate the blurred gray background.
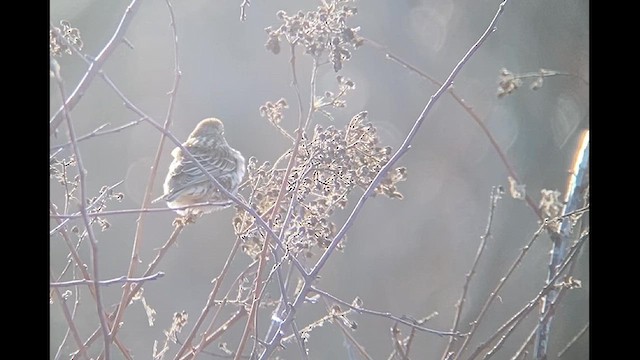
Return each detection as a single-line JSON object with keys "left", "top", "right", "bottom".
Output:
{"left": 50, "top": 0, "right": 588, "bottom": 359}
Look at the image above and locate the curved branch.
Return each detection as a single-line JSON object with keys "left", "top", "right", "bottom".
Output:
{"left": 50, "top": 0, "right": 143, "bottom": 135}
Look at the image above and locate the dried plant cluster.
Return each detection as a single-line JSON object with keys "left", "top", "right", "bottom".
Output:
{"left": 50, "top": 155, "right": 80, "bottom": 199}
{"left": 497, "top": 67, "right": 563, "bottom": 98}
{"left": 265, "top": 0, "right": 363, "bottom": 71}
{"left": 496, "top": 68, "right": 523, "bottom": 98}
{"left": 153, "top": 311, "right": 188, "bottom": 359}
{"left": 538, "top": 189, "right": 563, "bottom": 219}
{"left": 50, "top": 20, "right": 83, "bottom": 57}
{"left": 234, "top": 110, "right": 407, "bottom": 259}
{"left": 538, "top": 188, "right": 565, "bottom": 233}
{"left": 50, "top": 156, "right": 124, "bottom": 231}
{"left": 234, "top": 0, "right": 407, "bottom": 260}
{"left": 282, "top": 302, "right": 358, "bottom": 345}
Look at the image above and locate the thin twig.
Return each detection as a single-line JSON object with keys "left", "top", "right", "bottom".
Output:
{"left": 265, "top": 156, "right": 312, "bottom": 343}
{"left": 51, "top": 148, "right": 64, "bottom": 159}
{"left": 180, "top": 308, "right": 249, "bottom": 360}
{"left": 389, "top": 314, "right": 437, "bottom": 360}
{"left": 441, "top": 187, "right": 502, "bottom": 359}
{"left": 451, "top": 208, "right": 588, "bottom": 359}
{"left": 193, "top": 284, "right": 254, "bottom": 359}
{"left": 511, "top": 276, "right": 575, "bottom": 360}
{"left": 50, "top": 180, "right": 124, "bottom": 236}
{"left": 50, "top": 202, "right": 93, "bottom": 288}
{"left": 51, "top": 201, "right": 241, "bottom": 218}
{"left": 288, "top": 307, "right": 310, "bottom": 360}
{"left": 390, "top": 323, "right": 408, "bottom": 360}
{"left": 247, "top": 59, "right": 314, "bottom": 355}
{"left": 513, "top": 219, "right": 586, "bottom": 360}
{"left": 334, "top": 314, "right": 373, "bottom": 360}
{"left": 253, "top": 144, "right": 315, "bottom": 357}
{"left": 509, "top": 70, "right": 589, "bottom": 86}
{"left": 362, "top": 37, "right": 541, "bottom": 220}
{"left": 233, "top": 53, "right": 319, "bottom": 360}
{"left": 51, "top": 118, "right": 145, "bottom": 152}
{"left": 481, "top": 318, "right": 520, "bottom": 360}
{"left": 260, "top": 2, "right": 509, "bottom": 358}
{"left": 54, "top": 281, "right": 81, "bottom": 360}
{"left": 54, "top": 64, "right": 112, "bottom": 360}
{"left": 311, "top": 287, "right": 457, "bottom": 336}
{"left": 404, "top": 317, "right": 426, "bottom": 359}
{"left": 50, "top": 272, "right": 165, "bottom": 288}
{"left": 50, "top": 0, "right": 143, "bottom": 135}
{"left": 179, "top": 259, "right": 259, "bottom": 360}
{"left": 250, "top": 243, "right": 309, "bottom": 360}
{"left": 202, "top": 307, "right": 249, "bottom": 349}
{"left": 240, "top": 0, "right": 251, "bottom": 21}
{"left": 249, "top": 247, "right": 299, "bottom": 359}
{"left": 79, "top": 223, "right": 185, "bottom": 355}
{"left": 510, "top": 325, "right": 536, "bottom": 360}
{"left": 110, "top": 1, "right": 183, "bottom": 351}
{"left": 264, "top": 41, "right": 312, "bottom": 340}
{"left": 464, "top": 231, "right": 588, "bottom": 360}
{"left": 50, "top": 272, "right": 89, "bottom": 360}
{"left": 51, "top": 18, "right": 143, "bottom": 357}
{"left": 175, "top": 233, "right": 244, "bottom": 359}
{"left": 557, "top": 323, "right": 588, "bottom": 358}
{"left": 483, "top": 283, "right": 571, "bottom": 360}
{"left": 50, "top": 203, "right": 133, "bottom": 359}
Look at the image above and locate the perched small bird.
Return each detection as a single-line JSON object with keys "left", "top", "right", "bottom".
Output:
{"left": 155, "top": 118, "right": 245, "bottom": 216}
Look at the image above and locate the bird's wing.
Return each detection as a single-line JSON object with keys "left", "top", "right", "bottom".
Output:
{"left": 163, "top": 147, "right": 239, "bottom": 201}
{"left": 181, "top": 147, "right": 238, "bottom": 179}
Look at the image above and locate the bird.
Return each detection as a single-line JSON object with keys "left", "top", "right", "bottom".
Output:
{"left": 154, "top": 118, "right": 245, "bottom": 216}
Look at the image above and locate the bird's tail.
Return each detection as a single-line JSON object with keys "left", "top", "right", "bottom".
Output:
{"left": 150, "top": 194, "right": 166, "bottom": 204}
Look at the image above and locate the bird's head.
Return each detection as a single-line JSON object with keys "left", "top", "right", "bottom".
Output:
{"left": 185, "top": 118, "right": 226, "bottom": 147}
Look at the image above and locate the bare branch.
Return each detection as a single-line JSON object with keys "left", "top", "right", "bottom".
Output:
{"left": 334, "top": 315, "right": 372, "bottom": 360}
{"left": 441, "top": 186, "right": 503, "bottom": 359}
{"left": 174, "top": 232, "right": 244, "bottom": 359}
{"left": 50, "top": 272, "right": 165, "bottom": 288}
{"left": 111, "top": 0, "right": 183, "bottom": 349}
{"left": 390, "top": 323, "right": 408, "bottom": 360}
{"left": 464, "top": 231, "right": 588, "bottom": 360}
{"left": 50, "top": 0, "right": 143, "bottom": 135}
{"left": 51, "top": 118, "right": 145, "bottom": 152}
{"left": 50, "top": 180, "right": 124, "bottom": 236}
{"left": 50, "top": 202, "right": 133, "bottom": 359}
{"left": 79, "top": 223, "right": 185, "bottom": 356}
{"left": 240, "top": 0, "right": 251, "bottom": 21}
{"left": 50, "top": 273, "right": 90, "bottom": 360}
{"left": 363, "top": 37, "right": 542, "bottom": 220}
{"left": 179, "top": 308, "right": 249, "bottom": 360}
{"left": 53, "top": 61, "right": 112, "bottom": 359}
{"left": 233, "top": 53, "right": 320, "bottom": 360}
{"left": 557, "top": 323, "right": 588, "bottom": 358}
{"left": 453, "top": 204, "right": 587, "bottom": 359}
{"left": 311, "top": 287, "right": 457, "bottom": 337}
{"left": 179, "top": 260, "right": 259, "bottom": 360}
{"left": 483, "top": 279, "right": 572, "bottom": 360}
